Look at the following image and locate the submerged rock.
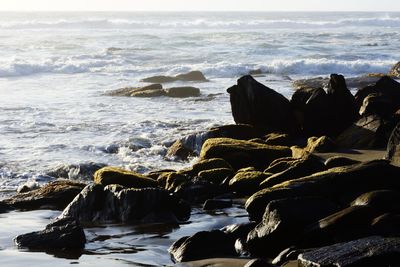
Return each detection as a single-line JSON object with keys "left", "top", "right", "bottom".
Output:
{"left": 169, "top": 230, "right": 237, "bottom": 262}
{"left": 298, "top": 236, "right": 400, "bottom": 267}
{"left": 14, "top": 217, "right": 86, "bottom": 250}
{"left": 60, "top": 184, "right": 190, "bottom": 224}
{"left": 141, "top": 70, "right": 208, "bottom": 83}
{"left": 4, "top": 180, "right": 86, "bottom": 211}
{"left": 93, "top": 166, "right": 158, "bottom": 188}
{"left": 200, "top": 137, "right": 291, "bottom": 170}
{"left": 227, "top": 75, "right": 297, "bottom": 134}
{"left": 107, "top": 84, "right": 201, "bottom": 98}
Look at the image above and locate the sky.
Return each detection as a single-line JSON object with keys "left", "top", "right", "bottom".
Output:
{"left": 0, "top": 0, "right": 399, "bottom": 12}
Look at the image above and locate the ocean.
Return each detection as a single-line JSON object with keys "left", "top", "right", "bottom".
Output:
{"left": 1, "top": 11, "right": 400, "bottom": 195}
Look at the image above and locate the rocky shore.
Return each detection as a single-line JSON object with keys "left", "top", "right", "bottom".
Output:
{"left": 2, "top": 64, "right": 400, "bottom": 266}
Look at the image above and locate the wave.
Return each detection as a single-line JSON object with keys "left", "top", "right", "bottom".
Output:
{"left": 1, "top": 15, "right": 400, "bottom": 29}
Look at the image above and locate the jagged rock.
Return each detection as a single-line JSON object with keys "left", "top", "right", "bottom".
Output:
{"left": 298, "top": 236, "right": 400, "bottom": 267}
{"left": 46, "top": 162, "right": 106, "bottom": 180}
{"left": 229, "top": 171, "right": 270, "bottom": 195}
{"left": 141, "top": 71, "right": 207, "bottom": 83}
{"left": 351, "top": 190, "right": 400, "bottom": 213}
{"left": 93, "top": 166, "right": 158, "bottom": 188}
{"left": 168, "top": 230, "right": 237, "bottom": 262}
{"left": 60, "top": 184, "right": 190, "bottom": 224}
{"left": 260, "top": 155, "right": 326, "bottom": 188}
{"left": 227, "top": 75, "right": 297, "bottom": 134}
{"left": 203, "top": 199, "right": 232, "bottom": 210}
{"left": 14, "top": 217, "right": 86, "bottom": 250}
{"left": 200, "top": 138, "right": 291, "bottom": 170}
{"left": 246, "top": 197, "right": 337, "bottom": 257}
{"left": 324, "top": 156, "right": 360, "bottom": 168}
{"left": 4, "top": 180, "right": 86, "bottom": 211}
{"left": 198, "top": 168, "right": 234, "bottom": 184}
{"left": 389, "top": 61, "right": 400, "bottom": 77}
{"left": 245, "top": 160, "right": 400, "bottom": 221}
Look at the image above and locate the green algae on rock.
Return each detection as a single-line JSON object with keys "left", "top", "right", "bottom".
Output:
{"left": 94, "top": 166, "right": 158, "bottom": 189}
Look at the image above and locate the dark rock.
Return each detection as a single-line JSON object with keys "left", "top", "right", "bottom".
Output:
{"left": 351, "top": 190, "right": 400, "bottom": 213}
{"left": 246, "top": 197, "right": 337, "bottom": 257}
{"left": 141, "top": 70, "right": 207, "bottom": 83}
{"left": 180, "top": 158, "right": 233, "bottom": 177}
{"left": 93, "top": 166, "right": 158, "bottom": 188}
{"left": 60, "top": 184, "right": 190, "bottom": 224}
{"left": 273, "top": 247, "right": 312, "bottom": 266}
{"left": 165, "top": 86, "right": 201, "bottom": 98}
{"left": 167, "top": 139, "right": 196, "bottom": 161}
{"left": 222, "top": 222, "right": 258, "bottom": 241}
{"left": 200, "top": 138, "right": 291, "bottom": 170}
{"left": 371, "top": 213, "right": 400, "bottom": 237}
{"left": 264, "top": 133, "right": 295, "bottom": 146}
{"left": 203, "top": 199, "right": 232, "bottom": 210}
{"left": 260, "top": 155, "right": 326, "bottom": 188}
{"left": 227, "top": 75, "right": 297, "bottom": 134}
{"left": 198, "top": 168, "right": 234, "bottom": 184}
{"left": 146, "top": 169, "right": 176, "bottom": 180}
{"left": 173, "top": 178, "right": 223, "bottom": 203}
{"left": 386, "top": 122, "right": 400, "bottom": 165}
{"left": 244, "top": 258, "right": 273, "bottom": 267}
{"left": 324, "top": 156, "right": 360, "bottom": 168}
{"left": 359, "top": 93, "right": 397, "bottom": 118}
{"left": 164, "top": 172, "right": 190, "bottom": 191}
{"left": 46, "top": 162, "right": 106, "bottom": 180}
{"left": 229, "top": 171, "right": 270, "bottom": 195}
{"left": 105, "top": 83, "right": 162, "bottom": 96}
{"left": 14, "top": 217, "right": 86, "bottom": 250}
{"left": 298, "top": 236, "right": 400, "bottom": 267}
{"left": 0, "top": 201, "right": 12, "bottom": 213}
{"left": 264, "top": 157, "right": 299, "bottom": 173}
{"left": 389, "top": 61, "right": 400, "bottom": 78}
{"left": 245, "top": 160, "right": 400, "bottom": 221}
{"left": 293, "top": 75, "right": 380, "bottom": 91}
{"left": 4, "top": 180, "right": 86, "bottom": 211}
{"left": 168, "top": 230, "right": 237, "bottom": 262}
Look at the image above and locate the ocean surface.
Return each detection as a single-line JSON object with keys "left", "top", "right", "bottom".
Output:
{"left": 1, "top": 11, "right": 400, "bottom": 195}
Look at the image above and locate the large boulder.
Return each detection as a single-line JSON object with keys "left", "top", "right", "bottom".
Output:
{"left": 93, "top": 167, "right": 158, "bottom": 188}
{"left": 141, "top": 70, "right": 208, "bottom": 83}
{"left": 246, "top": 197, "right": 337, "bottom": 257}
{"left": 298, "top": 236, "right": 400, "bottom": 267}
{"left": 200, "top": 138, "right": 291, "bottom": 170}
{"left": 245, "top": 160, "right": 400, "bottom": 221}
{"left": 229, "top": 171, "right": 270, "bottom": 195}
{"left": 59, "top": 184, "right": 190, "bottom": 224}
{"left": 227, "top": 75, "right": 297, "bottom": 134}
{"left": 169, "top": 230, "right": 237, "bottom": 262}
{"left": 14, "top": 217, "right": 86, "bottom": 250}
{"left": 4, "top": 180, "right": 86, "bottom": 211}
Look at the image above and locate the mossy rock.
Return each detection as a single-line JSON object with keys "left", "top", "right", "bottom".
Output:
{"left": 156, "top": 171, "right": 177, "bottom": 188}
{"left": 198, "top": 168, "right": 234, "bottom": 184}
{"left": 94, "top": 167, "right": 158, "bottom": 189}
{"left": 229, "top": 171, "right": 271, "bottom": 195}
{"left": 264, "top": 157, "right": 298, "bottom": 173}
{"left": 179, "top": 158, "right": 233, "bottom": 176}
{"left": 200, "top": 138, "right": 291, "bottom": 170}
{"left": 165, "top": 172, "right": 190, "bottom": 191}
{"left": 237, "top": 167, "right": 257, "bottom": 173}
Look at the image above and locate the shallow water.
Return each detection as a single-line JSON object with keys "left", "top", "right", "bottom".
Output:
{"left": 0, "top": 207, "right": 248, "bottom": 266}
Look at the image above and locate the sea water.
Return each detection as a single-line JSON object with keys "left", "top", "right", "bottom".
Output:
{"left": 1, "top": 11, "right": 400, "bottom": 194}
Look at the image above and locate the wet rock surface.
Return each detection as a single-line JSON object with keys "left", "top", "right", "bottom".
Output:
{"left": 93, "top": 166, "right": 158, "bottom": 188}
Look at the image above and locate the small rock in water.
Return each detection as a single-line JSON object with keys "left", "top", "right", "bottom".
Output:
{"left": 14, "top": 217, "right": 86, "bottom": 250}
{"left": 141, "top": 70, "right": 208, "bottom": 83}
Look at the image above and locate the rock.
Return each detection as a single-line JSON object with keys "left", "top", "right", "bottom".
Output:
{"left": 146, "top": 169, "right": 176, "bottom": 180}
{"left": 359, "top": 93, "right": 396, "bottom": 118}
{"left": 260, "top": 155, "right": 326, "bottom": 188}
{"left": 264, "top": 157, "right": 299, "bottom": 173}
{"left": 324, "top": 156, "right": 360, "bottom": 168}
{"left": 244, "top": 258, "right": 273, "bottom": 267}
{"left": 173, "top": 178, "right": 223, "bottom": 203}
{"left": 203, "top": 199, "right": 232, "bottom": 210}
{"left": 335, "top": 114, "right": 390, "bottom": 149}
{"left": 386, "top": 122, "right": 400, "bottom": 165}
{"left": 198, "top": 168, "right": 234, "bottom": 184}
{"left": 246, "top": 197, "right": 337, "bottom": 257}
{"left": 60, "top": 184, "right": 190, "bottom": 224}
{"left": 200, "top": 138, "right": 291, "bottom": 170}
{"left": 180, "top": 158, "right": 233, "bottom": 177}
{"left": 46, "top": 162, "right": 106, "bottom": 180}
{"left": 130, "top": 88, "right": 167, "bottom": 97}
{"left": 93, "top": 166, "right": 158, "bottom": 188}
{"left": 351, "top": 190, "right": 400, "bottom": 213}
{"left": 165, "top": 87, "right": 201, "bottom": 98}
{"left": 165, "top": 172, "right": 190, "bottom": 191}
{"left": 175, "top": 258, "right": 250, "bottom": 267}
{"left": 355, "top": 76, "right": 400, "bottom": 116}
{"left": 303, "top": 206, "right": 379, "bottom": 247}
{"left": 14, "top": 217, "right": 86, "bottom": 250}
{"left": 0, "top": 201, "right": 12, "bottom": 213}
{"left": 264, "top": 133, "right": 295, "bottom": 146}
{"left": 245, "top": 160, "right": 400, "bottom": 221}
{"left": 4, "top": 180, "right": 86, "bottom": 211}
{"left": 167, "top": 139, "right": 196, "bottom": 161}
{"left": 293, "top": 75, "right": 380, "bottom": 91}
{"left": 291, "top": 136, "right": 336, "bottom": 158}
{"left": 273, "top": 247, "right": 312, "bottom": 266}
{"left": 371, "top": 213, "right": 400, "bottom": 237}
{"left": 298, "top": 236, "right": 400, "bottom": 267}
{"left": 227, "top": 75, "right": 297, "bottom": 134}
{"left": 168, "top": 230, "right": 237, "bottom": 262}
{"left": 141, "top": 70, "right": 207, "bottom": 83}
{"left": 106, "top": 83, "right": 162, "bottom": 96}
{"left": 229, "top": 171, "right": 270, "bottom": 195}
{"left": 389, "top": 61, "right": 400, "bottom": 77}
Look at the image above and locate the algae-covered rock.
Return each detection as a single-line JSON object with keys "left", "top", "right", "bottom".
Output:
{"left": 200, "top": 138, "right": 291, "bottom": 170}
{"left": 229, "top": 171, "right": 270, "bottom": 195}
{"left": 264, "top": 157, "right": 298, "bottom": 173}
{"left": 165, "top": 172, "right": 190, "bottom": 191}
{"left": 198, "top": 168, "right": 234, "bottom": 184}
{"left": 94, "top": 167, "right": 158, "bottom": 189}
{"left": 179, "top": 158, "right": 233, "bottom": 176}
